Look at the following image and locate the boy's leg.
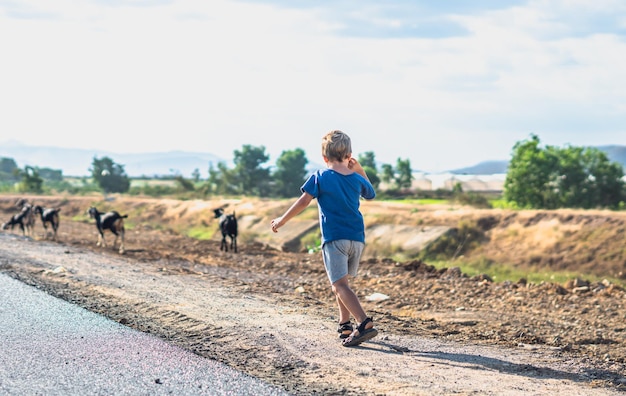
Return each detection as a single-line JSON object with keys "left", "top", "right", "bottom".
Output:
{"left": 336, "top": 294, "right": 353, "bottom": 338}
{"left": 336, "top": 292, "right": 351, "bottom": 324}
{"left": 323, "top": 240, "right": 374, "bottom": 334}
{"left": 323, "top": 240, "right": 353, "bottom": 323}
{"left": 332, "top": 276, "right": 369, "bottom": 325}
{"left": 333, "top": 276, "right": 377, "bottom": 346}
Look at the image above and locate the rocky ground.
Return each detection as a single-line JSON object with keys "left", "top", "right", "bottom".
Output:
{"left": 1, "top": 195, "right": 625, "bottom": 394}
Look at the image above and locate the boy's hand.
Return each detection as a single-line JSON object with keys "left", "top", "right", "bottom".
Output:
{"left": 269, "top": 192, "right": 313, "bottom": 234}
{"left": 270, "top": 218, "right": 282, "bottom": 233}
{"left": 348, "top": 158, "right": 367, "bottom": 178}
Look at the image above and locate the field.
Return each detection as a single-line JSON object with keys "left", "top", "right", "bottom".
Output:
{"left": 1, "top": 194, "right": 625, "bottom": 394}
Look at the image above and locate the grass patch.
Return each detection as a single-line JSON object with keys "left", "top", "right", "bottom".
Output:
{"left": 386, "top": 198, "right": 448, "bottom": 205}
{"left": 426, "top": 258, "right": 625, "bottom": 287}
{"left": 490, "top": 199, "right": 518, "bottom": 209}
{"left": 187, "top": 227, "right": 214, "bottom": 240}
{"left": 365, "top": 213, "right": 402, "bottom": 225}
{"left": 367, "top": 243, "right": 405, "bottom": 260}
{"left": 71, "top": 214, "right": 88, "bottom": 222}
{"left": 388, "top": 251, "right": 416, "bottom": 263}
{"left": 300, "top": 230, "right": 322, "bottom": 253}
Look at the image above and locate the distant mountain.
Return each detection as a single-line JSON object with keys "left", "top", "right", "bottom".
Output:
{"left": 2, "top": 141, "right": 625, "bottom": 178}
{"left": 448, "top": 145, "right": 626, "bottom": 175}
{"left": 0, "top": 141, "right": 226, "bottom": 178}
{"left": 449, "top": 160, "right": 509, "bottom": 175}
{"left": 598, "top": 145, "right": 626, "bottom": 167}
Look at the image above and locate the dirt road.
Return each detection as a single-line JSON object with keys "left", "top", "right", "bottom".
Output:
{"left": 0, "top": 195, "right": 625, "bottom": 394}
{"left": 0, "top": 239, "right": 623, "bottom": 394}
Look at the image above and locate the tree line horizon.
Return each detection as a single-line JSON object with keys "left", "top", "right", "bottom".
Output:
{"left": 1, "top": 134, "right": 624, "bottom": 210}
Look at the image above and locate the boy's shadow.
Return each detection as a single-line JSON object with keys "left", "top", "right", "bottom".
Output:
{"left": 357, "top": 340, "right": 622, "bottom": 387}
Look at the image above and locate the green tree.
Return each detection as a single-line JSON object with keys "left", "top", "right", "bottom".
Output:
{"left": 554, "top": 145, "right": 589, "bottom": 208}
{"left": 174, "top": 176, "right": 195, "bottom": 192}
{"left": 504, "top": 135, "right": 625, "bottom": 209}
{"left": 37, "top": 167, "right": 63, "bottom": 181}
{"left": 358, "top": 151, "right": 380, "bottom": 189}
{"left": 17, "top": 166, "right": 43, "bottom": 193}
{"left": 205, "top": 162, "right": 220, "bottom": 195}
{"left": 90, "top": 156, "right": 131, "bottom": 194}
{"left": 232, "top": 145, "right": 271, "bottom": 197}
{"left": 206, "top": 161, "right": 238, "bottom": 195}
{"left": 379, "top": 159, "right": 413, "bottom": 191}
{"left": 273, "top": 148, "right": 309, "bottom": 198}
{"left": 584, "top": 148, "right": 625, "bottom": 208}
{"left": 0, "top": 157, "right": 19, "bottom": 182}
{"left": 0, "top": 157, "right": 18, "bottom": 174}
{"left": 555, "top": 146, "right": 624, "bottom": 209}
{"left": 394, "top": 158, "right": 413, "bottom": 190}
{"left": 452, "top": 182, "right": 463, "bottom": 196}
{"left": 358, "top": 151, "right": 377, "bottom": 169}
{"left": 504, "top": 135, "right": 560, "bottom": 208}
{"left": 191, "top": 168, "right": 201, "bottom": 183}
{"left": 381, "top": 163, "right": 394, "bottom": 184}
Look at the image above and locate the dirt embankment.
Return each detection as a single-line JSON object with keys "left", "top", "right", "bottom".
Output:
{"left": 1, "top": 194, "right": 625, "bottom": 394}
{"left": 7, "top": 194, "right": 624, "bottom": 278}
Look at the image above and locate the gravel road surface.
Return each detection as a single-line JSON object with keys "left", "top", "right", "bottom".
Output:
{"left": 0, "top": 272, "right": 288, "bottom": 396}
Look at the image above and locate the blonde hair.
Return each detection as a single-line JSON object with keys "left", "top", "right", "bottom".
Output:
{"left": 322, "top": 130, "right": 352, "bottom": 162}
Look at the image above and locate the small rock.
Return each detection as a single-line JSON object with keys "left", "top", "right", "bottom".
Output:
{"left": 366, "top": 292, "right": 389, "bottom": 302}
{"left": 447, "top": 267, "right": 463, "bottom": 277}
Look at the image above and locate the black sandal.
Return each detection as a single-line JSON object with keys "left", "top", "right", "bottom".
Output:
{"left": 337, "top": 321, "right": 353, "bottom": 339}
{"left": 342, "top": 317, "right": 378, "bottom": 347}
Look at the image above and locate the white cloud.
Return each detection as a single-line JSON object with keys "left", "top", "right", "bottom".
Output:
{"left": 1, "top": 0, "right": 625, "bottom": 173}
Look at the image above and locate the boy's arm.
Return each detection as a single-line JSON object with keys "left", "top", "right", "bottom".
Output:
{"left": 348, "top": 158, "right": 370, "bottom": 181}
{"left": 349, "top": 157, "right": 376, "bottom": 200}
{"left": 270, "top": 192, "right": 314, "bottom": 233}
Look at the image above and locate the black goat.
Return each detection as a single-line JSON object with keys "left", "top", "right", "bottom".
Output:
{"left": 15, "top": 198, "right": 36, "bottom": 236}
{"left": 33, "top": 205, "right": 61, "bottom": 241}
{"left": 2, "top": 211, "right": 28, "bottom": 235}
{"left": 88, "top": 207, "right": 128, "bottom": 254}
{"left": 214, "top": 208, "right": 238, "bottom": 252}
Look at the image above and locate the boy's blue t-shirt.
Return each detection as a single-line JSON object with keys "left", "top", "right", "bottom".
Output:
{"left": 301, "top": 169, "right": 376, "bottom": 245}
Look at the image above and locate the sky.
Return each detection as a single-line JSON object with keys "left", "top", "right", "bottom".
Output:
{"left": 1, "top": 0, "right": 626, "bottom": 173}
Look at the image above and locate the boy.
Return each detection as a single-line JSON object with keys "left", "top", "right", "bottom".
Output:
{"left": 270, "top": 130, "right": 378, "bottom": 347}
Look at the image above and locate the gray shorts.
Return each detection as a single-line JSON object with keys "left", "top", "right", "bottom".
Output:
{"left": 321, "top": 240, "right": 365, "bottom": 284}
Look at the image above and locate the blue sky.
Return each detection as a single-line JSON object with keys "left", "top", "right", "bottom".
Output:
{"left": 1, "top": 0, "right": 625, "bottom": 172}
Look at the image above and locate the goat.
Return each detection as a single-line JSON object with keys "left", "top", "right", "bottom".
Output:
{"left": 214, "top": 208, "right": 238, "bottom": 252}
{"left": 15, "top": 198, "right": 36, "bottom": 236}
{"left": 33, "top": 205, "right": 61, "bottom": 241}
{"left": 1, "top": 211, "right": 28, "bottom": 235}
{"left": 88, "top": 206, "right": 127, "bottom": 254}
